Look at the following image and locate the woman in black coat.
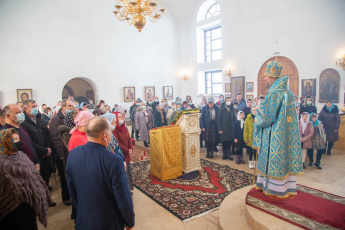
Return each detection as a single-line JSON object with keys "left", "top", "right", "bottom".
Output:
{"left": 318, "top": 100, "right": 340, "bottom": 155}
{"left": 153, "top": 104, "right": 167, "bottom": 128}
{"left": 217, "top": 97, "right": 236, "bottom": 160}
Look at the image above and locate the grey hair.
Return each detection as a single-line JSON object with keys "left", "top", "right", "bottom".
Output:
{"left": 23, "top": 99, "right": 36, "bottom": 108}
{"left": 251, "top": 105, "right": 258, "bottom": 113}
{"left": 61, "top": 99, "right": 68, "bottom": 108}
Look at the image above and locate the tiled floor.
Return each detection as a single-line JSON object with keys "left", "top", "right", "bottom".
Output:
{"left": 38, "top": 126, "right": 345, "bottom": 230}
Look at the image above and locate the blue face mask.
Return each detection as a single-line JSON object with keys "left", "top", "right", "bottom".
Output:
{"left": 177, "top": 108, "right": 181, "bottom": 111}
{"left": 155, "top": 99, "right": 159, "bottom": 103}
{"left": 30, "top": 108, "right": 38, "bottom": 117}
{"left": 149, "top": 102, "right": 153, "bottom": 104}
{"left": 65, "top": 109, "right": 73, "bottom": 114}
{"left": 234, "top": 106, "right": 238, "bottom": 109}
{"left": 16, "top": 112, "right": 25, "bottom": 123}
{"left": 188, "top": 103, "right": 192, "bottom": 106}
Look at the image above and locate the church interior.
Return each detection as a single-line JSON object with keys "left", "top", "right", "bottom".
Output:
{"left": 1, "top": 0, "right": 345, "bottom": 229}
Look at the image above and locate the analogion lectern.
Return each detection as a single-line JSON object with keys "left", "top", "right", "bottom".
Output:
{"left": 175, "top": 112, "right": 202, "bottom": 173}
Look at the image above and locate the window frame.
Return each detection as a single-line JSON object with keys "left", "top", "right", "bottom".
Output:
{"left": 205, "top": 3, "right": 220, "bottom": 20}
{"left": 204, "top": 25, "right": 222, "bottom": 62}
{"left": 205, "top": 70, "right": 222, "bottom": 94}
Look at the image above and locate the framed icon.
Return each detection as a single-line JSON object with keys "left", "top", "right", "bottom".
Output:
{"left": 124, "top": 86, "right": 135, "bottom": 102}
{"left": 17, "top": 89, "right": 32, "bottom": 102}
{"left": 246, "top": 82, "right": 253, "bottom": 92}
{"left": 163, "top": 86, "right": 173, "bottom": 100}
{"left": 246, "top": 95, "right": 254, "bottom": 100}
{"left": 144, "top": 86, "right": 155, "bottom": 101}
{"left": 225, "top": 83, "right": 231, "bottom": 92}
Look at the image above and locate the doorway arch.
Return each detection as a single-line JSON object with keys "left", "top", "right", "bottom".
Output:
{"left": 257, "top": 56, "right": 299, "bottom": 96}
{"left": 62, "top": 78, "right": 96, "bottom": 104}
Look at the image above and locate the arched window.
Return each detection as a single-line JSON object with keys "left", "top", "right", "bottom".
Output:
{"left": 205, "top": 3, "right": 220, "bottom": 19}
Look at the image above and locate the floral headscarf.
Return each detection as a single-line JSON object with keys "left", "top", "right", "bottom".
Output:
{"left": 0, "top": 128, "right": 18, "bottom": 155}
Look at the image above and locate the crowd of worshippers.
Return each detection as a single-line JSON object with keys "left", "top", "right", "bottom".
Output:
{"left": 0, "top": 92, "right": 341, "bottom": 230}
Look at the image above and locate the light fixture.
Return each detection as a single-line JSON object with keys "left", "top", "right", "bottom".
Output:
{"left": 180, "top": 72, "right": 190, "bottom": 82}
{"left": 113, "top": 0, "right": 165, "bottom": 32}
{"left": 223, "top": 67, "right": 231, "bottom": 78}
{"left": 335, "top": 53, "right": 345, "bottom": 70}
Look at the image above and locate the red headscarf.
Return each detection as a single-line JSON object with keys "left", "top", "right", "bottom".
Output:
{"left": 113, "top": 111, "right": 126, "bottom": 132}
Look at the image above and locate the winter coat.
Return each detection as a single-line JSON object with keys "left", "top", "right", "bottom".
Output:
{"left": 299, "top": 121, "right": 314, "bottom": 149}
{"left": 58, "top": 125, "right": 72, "bottom": 167}
{"left": 244, "top": 113, "right": 255, "bottom": 147}
{"left": 233, "top": 120, "right": 244, "bottom": 141}
{"left": 135, "top": 106, "right": 153, "bottom": 141}
{"left": 300, "top": 105, "right": 317, "bottom": 115}
{"left": 130, "top": 105, "right": 139, "bottom": 130}
{"left": 21, "top": 112, "right": 52, "bottom": 158}
{"left": 154, "top": 110, "right": 167, "bottom": 128}
{"left": 318, "top": 105, "right": 340, "bottom": 142}
{"left": 217, "top": 103, "right": 236, "bottom": 142}
{"left": 41, "top": 113, "right": 50, "bottom": 125}
{"left": 49, "top": 109, "right": 65, "bottom": 158}
{"left": 113, "top": 127, "right": 133, "bottom": 164}
{"left": 166, "top": 108, "right": 176, "bottom": 125}
{"left": 200, "top": 105, "right": 219, "bottom": 134}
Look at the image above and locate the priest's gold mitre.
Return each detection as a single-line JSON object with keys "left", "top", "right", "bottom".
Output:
{"left": 264, "top": 60, "right": 283, "bottom": 78}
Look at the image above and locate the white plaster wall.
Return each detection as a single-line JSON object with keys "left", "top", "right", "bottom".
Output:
{"left": 172, "top": 0, "right": 345, "bottom": 110}
{"left": 0, "top": 0, "right": 180, "bottom": 111}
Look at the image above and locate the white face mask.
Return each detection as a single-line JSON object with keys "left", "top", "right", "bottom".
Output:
{"left": 48, "top": 111, "right": 53, "bottom": 117}
{"left": 119, "top": 120, "right": 124, "bottom": 125}
{"left": 307, "top": 101, "right": 312, "bottom": 105}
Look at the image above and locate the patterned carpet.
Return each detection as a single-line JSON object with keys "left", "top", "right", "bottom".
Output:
{"left": 132, "top": 158, "right": 253, "bottom": 222}
{"left": 130, "top": 145, "right": 150, "bottom": 162}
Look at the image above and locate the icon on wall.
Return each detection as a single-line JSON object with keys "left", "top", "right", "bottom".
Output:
{"left": 17, "top": 89, "right": 32, "bottom": 102}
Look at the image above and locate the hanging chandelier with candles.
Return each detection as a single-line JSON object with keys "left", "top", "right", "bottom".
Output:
{"left": 113, "top": 0, "right": 165, "bottom": 32}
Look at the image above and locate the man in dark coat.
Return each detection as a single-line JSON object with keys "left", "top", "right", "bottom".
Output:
{"left": 49, "top": 99, "right": 74, "bottom": 206}
{"left": 242, "top": 98, "right": 253, "bottom": 119}
{"left": 66, "top": 116, "right": 135, "bottom": 230}
{"left": 200, "top": 97, "right": 219, "bottom": 159}
{"left": 154, "top": 104, "right": 167, "bottom": 128}
{"left": 21, "top": 100, "right": 54, "bottom": 197}
{"left": 300, "top": 96, "right": 317, "bottom": 114}
{"left": 130, "top": 98, "right": 141, "bottom": 140}
{"left": 217, "top": 97, "right": 236, "bottom": 160}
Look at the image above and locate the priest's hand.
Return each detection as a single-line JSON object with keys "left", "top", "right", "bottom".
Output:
{"left": 219, "top": 131, "right": 223, "bottom": 134}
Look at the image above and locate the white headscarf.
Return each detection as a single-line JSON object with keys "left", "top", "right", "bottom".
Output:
{"left": 300, "top": 112, "right": 310, "bottom": 134}
{"left": 237, "top": 111, "right": 245, "bottom": 129}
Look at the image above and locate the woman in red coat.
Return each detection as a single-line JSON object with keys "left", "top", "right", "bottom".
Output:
{"left": 68, "top": 111, "right": 94, "bottom": 151}
{"left": 113, "top": 112, "right": 134, "bottom": 193}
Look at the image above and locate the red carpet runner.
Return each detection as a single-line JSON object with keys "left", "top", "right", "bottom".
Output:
{"left": 246, "top": 185, "right": 345, "bottom": 229}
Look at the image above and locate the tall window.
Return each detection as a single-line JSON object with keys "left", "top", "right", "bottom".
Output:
{"left": 205, "top": 70, "right": 222, "bottom": 94}
{"left": 204, "top": 26, "right": 222, "bottom": 62}
{"left": 205, "top": 3, "right": 220, "bottom": 19}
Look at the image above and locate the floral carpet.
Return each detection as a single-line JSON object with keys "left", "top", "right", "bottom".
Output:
{"left": 130, "top": 145, "right": 150, "bottom": 162}
{"left": 132, "top": 158, "right": 253, "bottom": 222}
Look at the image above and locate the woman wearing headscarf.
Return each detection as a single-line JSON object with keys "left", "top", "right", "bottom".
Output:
{"left": 0, "top": 129, "right": 51, "bottom": 229}
{"left": 307, "top": 113, "right": 327, "bottom": 169}
{"left": 113, "top": 112, "right": 134, "bottom": 193}
{"left": 68, "top": 111, "right": 94, "bottom": 151}
{"left": 318, "top": 100, "right": 340, "bottom": 155}
{"left": 244, "top": 105, "right": 258, "bottom": 168}
{"left": 298, "top": 112, "right": 314, "bottom": 169}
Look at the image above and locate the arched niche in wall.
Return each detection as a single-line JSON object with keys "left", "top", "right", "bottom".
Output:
{"left": 62, "top": 78, "right": 96, "bottom": 104}
{"left": 257, "top": 56, "right": 299, "bottom": 96}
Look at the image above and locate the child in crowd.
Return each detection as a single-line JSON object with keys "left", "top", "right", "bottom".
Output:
{"left": 233, "top": 101, "right": 239, "bottom": 117}
{"left": 298, "top": 112, "right": 314, "bottom": 169}
{"left": 233, "top": 111, "right": 245, "bottom": 164}
{"left": 307, "top": 113, "right": 326, "bottom": 169}
{"left": 244, "top": 105, "right": 257, "bottom": 169}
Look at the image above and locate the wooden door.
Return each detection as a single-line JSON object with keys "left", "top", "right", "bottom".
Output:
{"left": 257, "top": 56, "right": 299, "bottom": 96}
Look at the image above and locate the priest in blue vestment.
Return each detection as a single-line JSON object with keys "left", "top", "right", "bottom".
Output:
{"left": 66, "top": 116, "right": 135, "bottom": 230}
{"left": 253, "top": 60, "right": 303, "bottom": 198}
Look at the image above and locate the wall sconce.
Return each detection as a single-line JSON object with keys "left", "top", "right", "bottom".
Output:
{"left": 335, "top": 53, "right": 345, "bottom": 70}
{"left": 223, "top": 67, "right": 231, "bottom": 78}
{"left": 180, "top": 72, "right": 190, "bottom": 81}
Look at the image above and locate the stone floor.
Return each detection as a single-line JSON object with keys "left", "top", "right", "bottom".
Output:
{"left": 38, "top": 127, "right": 345, "bottom": 230}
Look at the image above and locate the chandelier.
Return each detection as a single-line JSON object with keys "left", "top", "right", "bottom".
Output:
{"left": 335, "top": 53, "right": 345, "bottom": 70}
{"left": 113, "top": 0, "right": 165, "bottom": 32}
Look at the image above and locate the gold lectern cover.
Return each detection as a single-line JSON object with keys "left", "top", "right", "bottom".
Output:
{"left": 149, "top": 125, "right": 182, "bottom": 180}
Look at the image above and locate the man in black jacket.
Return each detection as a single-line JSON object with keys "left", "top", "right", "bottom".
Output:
{"left": 300, "top": 96, "right": 317, "bottom": 114}
{"left": 49, "top": 99, "right": 74, "bottom": 206}
{"left": 22, "top": 99, "right": 56, "bottom": 207}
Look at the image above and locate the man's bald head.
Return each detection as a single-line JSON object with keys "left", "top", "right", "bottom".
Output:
{"left": 3, "top": 104, "right": 23, "bottom": 127}
{"left": 86, "top": 116, "right": 111, "bottom": 139}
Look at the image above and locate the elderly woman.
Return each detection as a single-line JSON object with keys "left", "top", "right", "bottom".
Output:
{"left": 217, "top": 97, "right": 236, "bottom": 161}
{"left": 154, "top": 104, "right": 167, "bottom": 128}
{"left": 0, "top": 129, "right": 51, "bottom": 229}
{"left": 135, "top": 102, "right": 153, "bottom": 147}
{"left": 113, "top": 112, "right": 134, "bottom": 193}
{"left": 200, "top": 97, "right": 219, "bottom": 159}
{"left": 318, "top": 100, "right": 340, "bottom": 155}
{"left": 68, "top": 111, "right": 94, "bottom": 151}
